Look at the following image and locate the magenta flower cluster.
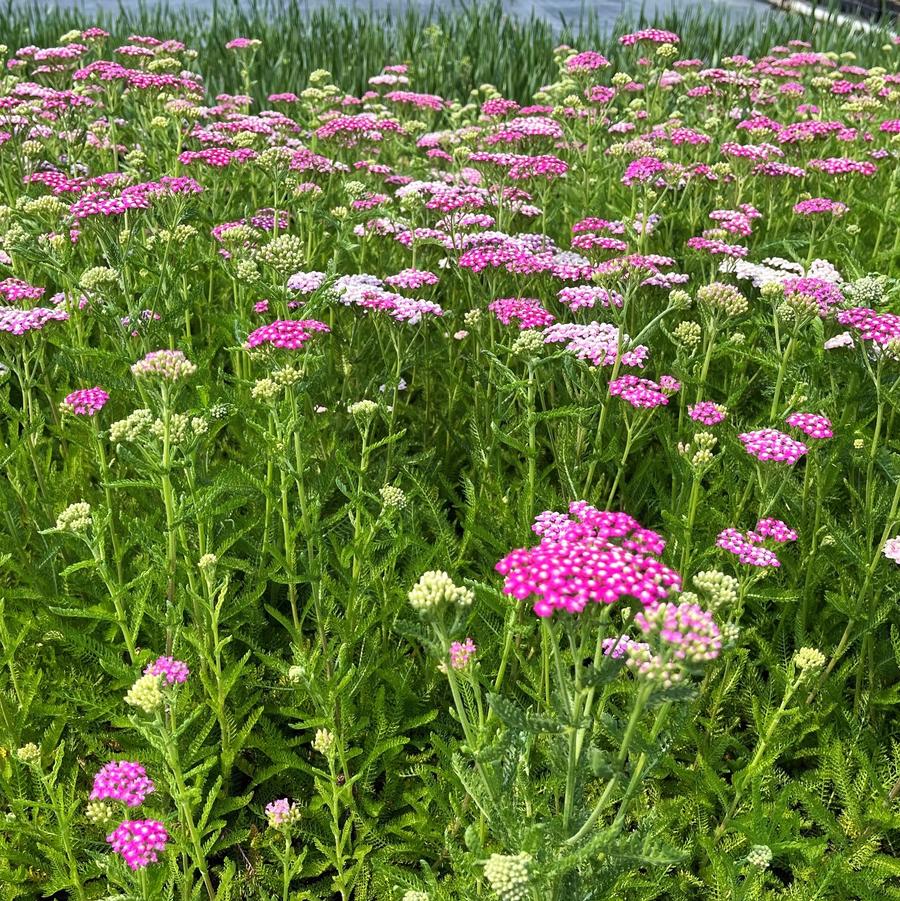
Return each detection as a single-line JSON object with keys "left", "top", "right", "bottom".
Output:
{"left": 91, "top": 760, "right": 155, "bottom": 807}
{"left": 246, "top": 319, "right": 331, "bottom": 350}
{"left": 739, "top": 428, "right": 808, "bottom": 464}
{"left": 106, "top": 819, "right": 169, "bottom": 870}
{"left": 785, "top": 412, "right": 833, "bottom": 439}
{"left": 144, "top": 655, "right": 190, "bottom": 685}
{"left": 488, "top": 297, "right": 556, "bottom": 329}
{"left": 496, "top": 504, "right": 681, "bottom": 617}
{"left": 688, "top": 401, "right": 727, "bottom": 425}
{"left": 63, "top": 387, "right": 109, "bottom": 416}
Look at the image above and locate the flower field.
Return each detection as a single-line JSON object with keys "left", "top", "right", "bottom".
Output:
{"left": 2, "top": 12, "right": 900, "bottom": 901}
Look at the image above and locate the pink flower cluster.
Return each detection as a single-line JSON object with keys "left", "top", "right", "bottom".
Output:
{"left": 0, "top": 278, "right": 45, "bottom": 303}
{"left": 544, "top": 321, "right": 647, "bottom": 368}
{"left": 557, "top": 285, "right": 623, "bottom": 311}
{"left": 488, "top": 297, "right": 555, "bottom": 329}
{"left": 107, "top": 819, "right": 169, "bottom": 870}
{"left": 836, "top": 307, "right": 900, "bottom": 348}
{"left": 785, "top": 412, "right": 833, "bottom": 439}
{"left": 689, "top": 402, "right": 727, "bottom": 425}
{"left": 497, "top": 504, "right": 680, "bottom": 617}
{"left": 144, "top": 655, "right": 190, "bottom": 685}
{"left": 753, "top": 518, "right": 798, "bottom": 542}
{"left": 793, "top": 197, "right": 848, "bottom": 216}
{"left": 739, "top": 428, "right": 808, "bottom": 464}
{"left": 0, "top": 306, "right": 69, "bottom": 335}
{"left": 716, "top": 528, "right": 782, "bottom": 567}
{"left": 91, "top": 761, "right": 155, "bottom": 807}
{"left": 246, "top": 319, "right": 331, "bottom": 350}
{"left": 609, "top": 374, "right": 678, "bottom": 409}
{"left": 634, "top": 602, "right": 722, "bottom": 663}
{"left": 565, "top": 50, "right": 610, "bottom": 72}
{"left": 384, "top": 268, "right": 439, "bottom": 290}
{"left": 63, "top": 387, "right": 109, "bottom": 416}
{"left": 782, "top": 276, "right": 844, "bottom": 316}
{"left": 686, "top": 236, "right": 748, "bottom": 258}
{"left": 449, "top": 638, "right": 477, "bottom": 669}
{"left": 619, "top": 28, "right": 680, "bottom": 45}
{"left": 602, "top": 634, "right": 649, "bottom": 659}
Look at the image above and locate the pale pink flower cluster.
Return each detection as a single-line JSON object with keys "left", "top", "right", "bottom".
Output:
{"left": 265, "top": 798, "right": 300, "bottom": 828}
{"left": 634, "top": 602, "right": 722, "bottom": 663}
{"left": 287, "top": 271, "right": 327, "bottom": 294}
{"left": 785, "top": 412, "right": 833, "bottom": 439}
{"left": 716, "top": 528, "right": 782, "bottom": 567}
{"left": 739, "top": 428, "right": 808, "bottom": 464}
{"left": 543, "top": 321, "right": 647, "bottom": 368}
{"left": 883, "top": 537, "right": 900, "bottom": 565}
{"left": 602, "top": 634, "right": 649, "bottom": 659}
{"left": 557, "top": 285, "right": 623, "bottom": 311}
{"left": 131, "top": 349, "right": 197, "bottom": 381}
{"left": 384, "top": 268, "right": 439, "bottom": 290}
{"left": 449, "top": 638, "right": 477, "bottom": 669}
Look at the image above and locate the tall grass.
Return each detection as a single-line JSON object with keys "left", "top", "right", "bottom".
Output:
{"left": 0, "top": 0, "right": 895, "bottom": 101}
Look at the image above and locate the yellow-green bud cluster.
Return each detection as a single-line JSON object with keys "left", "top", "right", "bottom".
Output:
{"left": 408, "top": 571, "right": 475, "bottom": 612}
{"left": 692, "top": 570, "right": 738, "bottom": 611}
{"left": 483, "top": 852, "right": 532, "bottom": 901}
{"left": 55, "top": 501, "right": 92, "bottom": 533}
{"left": 124, "top": 674, "right": 164, "bottom": 714}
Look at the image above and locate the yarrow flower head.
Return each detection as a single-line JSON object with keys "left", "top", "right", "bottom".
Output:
{"left": 131, "top": 349, "right": 197, "bottom": 381}
{"left": 408, "top": 571, "right": 475, "bottom": 612}
{"left": 124, "top": 673, "right": 164, "bottom": 714}
{"left": 144, "top": 656, "right": 189, "bottom": 685}
{"left": 91, "top": 761, "right": 155, "bottom": 808}
{"left": 793, "top": 647, "right": 825, "bottom": 673}
{"left": 497, "top": 503, "right": 680, "bottom": 617}
{"left": 785, "top": 412, "right": 833, "bottom": 439}
{"left": 245, "top": 319, "right": 330, "bottom": 350}
{"left": 265, "top": 798, "right": 301, "bottom": 829}
{"left": 62, "top": 387, "right": 108, "bottom": 416}
{"left": 883, "top": 536, "right": 900, "bottom": 565}
{"left": 753, "top": 518, "right": 798, "bottom": 543}
{"left": 716, "top": 528, "right": 782, "bottom": 568}
{"left": 55, "top": 501, "right": 92, "bottom": 532}
{"left": 449, "top": 638, "right": 477, "bottom": 669}
{"left": 609, "top": 374, "right": 677, "bottom": 409}
{"left": 689, "top": 401, "right": 727, "bottom": 425}
{"left": 633, "top": 601, "right": 722, "bottom": 663}
{"left": 739, "top": 428, "right": 808, "bottom": 464}
{"left": 106, "top": 819, "right": 169, "bottom": 870}
{"left": 483, "top": 852, "right": 532, "bottom": 901}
